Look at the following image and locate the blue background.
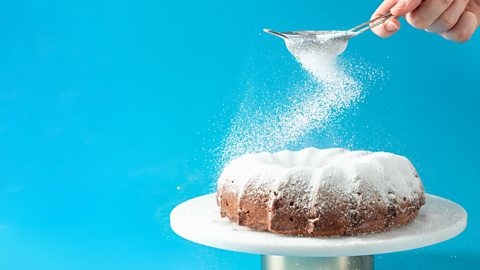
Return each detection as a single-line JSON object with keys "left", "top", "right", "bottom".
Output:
{"left": 0, "top": 0, "right": 479, "bottom": 269}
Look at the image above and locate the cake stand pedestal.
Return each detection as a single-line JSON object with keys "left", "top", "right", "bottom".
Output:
{"left": 261, "top": 255, "right": 373, "bottom": 270}
{"left": 170, "top": 194, "right": 466, "bottom": 270}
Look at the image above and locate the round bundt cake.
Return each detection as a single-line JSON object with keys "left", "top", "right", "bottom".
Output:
{"left": 216, "top": 148, "right": 425, "bottom": 237}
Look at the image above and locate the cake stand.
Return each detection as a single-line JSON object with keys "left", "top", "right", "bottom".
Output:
{"left": 170, "top": 193, "right": 467, "bottom": 270}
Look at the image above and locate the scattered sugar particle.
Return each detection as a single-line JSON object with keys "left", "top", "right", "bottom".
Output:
{"left": 218, "top": 33, "right": 381, "bottom": 169}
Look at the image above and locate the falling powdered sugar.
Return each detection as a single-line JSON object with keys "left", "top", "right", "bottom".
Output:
{"left": 285, "top": 31, "right": 353, "bottom": 80}
{"left": 220, "top": 33, "right": 367, "bottom": 165}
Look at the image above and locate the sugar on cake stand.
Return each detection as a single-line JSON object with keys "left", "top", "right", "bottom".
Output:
{"left": 170, "top": 193, "right": 466, "bottom": 270}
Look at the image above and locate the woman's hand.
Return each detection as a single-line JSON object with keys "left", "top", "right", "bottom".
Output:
{"left": 371, "top": 0, "right": 480, "bottom": 42}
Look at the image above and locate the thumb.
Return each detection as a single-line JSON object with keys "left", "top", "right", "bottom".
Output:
{"left": 371, "top": 0, "right": 402, "bottom": 37}
{"left": 371, "top": 17, "right": 401, "bottom": 38}
{"left": 370, "top": 0, "right": 422, "bottom": 37}
{"left": 370, "top": 2, "right": 402, "bottom": 37}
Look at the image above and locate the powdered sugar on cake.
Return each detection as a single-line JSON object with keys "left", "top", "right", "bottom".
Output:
{"left": 218, "top": 147, "right": 423, "bottom": 207}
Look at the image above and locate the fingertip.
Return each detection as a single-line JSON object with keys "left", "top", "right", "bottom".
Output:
{"left": 385, "top": 19, "right": 401, "bottom": 32}
{"left": 371, "top": 0, "right": 401, "bottom": 20}
{"left": 390, "top": 0, "right": 422, "bottom": 17}
{"left": 471, "top": 12, "right": 478, "bottom": 30}
{"left": 372, "top": 19, "right": 400, "bottom": 38}
{"left": 390, "top": 9, "right": 405, "bottom": 17}
{"left": 371, "top": 28, "right": 396, "bottom": 38}
{"left": 390, "top": 0, "right": 407, "bottom": 16}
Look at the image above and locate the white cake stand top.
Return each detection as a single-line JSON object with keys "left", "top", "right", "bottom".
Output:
{"left": 170, "top": 193, "right": 466, "bottom": 257}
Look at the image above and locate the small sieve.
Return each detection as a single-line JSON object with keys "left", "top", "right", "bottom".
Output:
{"left": 264, "top": 13, "right": 394, "bottom": 56}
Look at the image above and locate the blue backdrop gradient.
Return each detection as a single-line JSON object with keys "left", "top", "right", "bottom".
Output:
{"left": 0, "top": 0, "right": 479, "bottom": 269}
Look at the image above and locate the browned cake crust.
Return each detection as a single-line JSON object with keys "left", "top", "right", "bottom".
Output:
{"left": 217, "top": 187, "right": 425, "bottom": 237}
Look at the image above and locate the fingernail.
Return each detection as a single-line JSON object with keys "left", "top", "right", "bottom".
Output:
{"left": 385, "top": 21, "right": 399, "bottom": 32}
{"left": 392, "top": 0, "right": 407, "bottom": 11}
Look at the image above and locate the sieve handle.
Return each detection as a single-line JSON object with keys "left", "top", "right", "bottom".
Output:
{"left": 349, "top": 13, "right": 395, "bottom": 36}
{"left": 263, "top": 29, "right": 290, "bottom": 40}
